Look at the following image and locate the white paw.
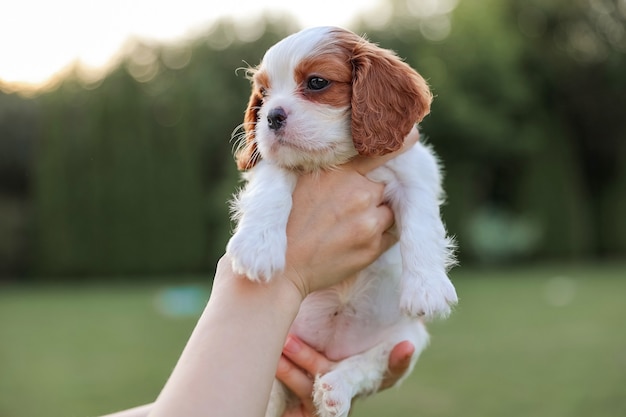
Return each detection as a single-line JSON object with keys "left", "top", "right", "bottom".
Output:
{"left": 400, "top": 271, "right": 458, "bottom": 319}
{"left": 313, "top": 373, "right": 352, "bottom": 417}
{"left": 226, "top": 230, "right": 286, "bottom": 282}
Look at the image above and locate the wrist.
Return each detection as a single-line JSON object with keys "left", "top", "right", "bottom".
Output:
{"left": 212, "top": 256, "right": 304, "bottom": 318}
{"left": 280, "top": 264, "right": 311, "bottom": 301}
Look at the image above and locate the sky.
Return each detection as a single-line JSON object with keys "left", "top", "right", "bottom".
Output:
{"left": 0, "top": 0, "right": 382, "bottom": 90}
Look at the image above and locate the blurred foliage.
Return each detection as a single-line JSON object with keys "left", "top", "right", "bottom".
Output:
{"left": 0, "top": 1, "right": 624, "bottom": 279}
{"left": 355, "top": 0, "right": 626, "bottom": 263}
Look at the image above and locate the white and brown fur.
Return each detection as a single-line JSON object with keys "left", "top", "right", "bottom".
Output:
{"left": 227, "top": 26, "right": 457, "bottom": 417}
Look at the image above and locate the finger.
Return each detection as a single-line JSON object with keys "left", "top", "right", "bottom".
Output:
{"left": 377, "top": 204, "right": 395, "bottom": 232}
{"left": 276, "top": 355, "right": 315, "bottom": 405}
{"left": 282, "top": 335, "right": 334, "bottom": 377}
{"left": 380, "top": 341, "right": 415, "bottom": 390}
{"left": 373, "top": 201, "right": 397, "bottom": 246}
{"left": 380, "top": 229, "right": 399, "bottom": 254}
{"left": 348, "top": 126, "right": 420, "bottom": 175}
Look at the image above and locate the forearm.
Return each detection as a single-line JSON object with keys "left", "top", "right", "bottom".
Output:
{"left": 100, "top": 403, "right": 152, "bottom": 417}
{"left": 148, "top": 260, "right": 303, "bottom": 417}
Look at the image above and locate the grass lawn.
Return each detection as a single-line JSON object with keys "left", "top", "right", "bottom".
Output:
{"left": 1, "top": 263, "right": 625, "bottom": 417}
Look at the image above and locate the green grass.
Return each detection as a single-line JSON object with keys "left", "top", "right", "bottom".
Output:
{"left": 1, "top": 264, "right": 625, "bottom": 417}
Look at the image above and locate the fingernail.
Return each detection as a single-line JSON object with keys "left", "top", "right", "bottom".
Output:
{"left": 401, "top": 352, "right": 413, "bottom": 364}
{"left": 283, "top": 335, "right": 302, "bottom": 354}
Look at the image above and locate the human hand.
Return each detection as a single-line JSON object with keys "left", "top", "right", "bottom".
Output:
{"left": 282, "top": 127, "right": 420, "bottom": 298}
{"left": 276, "top": 335, "right": 416, "bottom": 417}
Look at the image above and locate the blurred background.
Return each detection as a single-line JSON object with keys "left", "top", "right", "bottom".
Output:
{"left": 0, "top": 0, "right": 625, "bottom": 416}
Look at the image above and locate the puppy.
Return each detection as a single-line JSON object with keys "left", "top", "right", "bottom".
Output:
{"left": 227, "top": 26, "right": 457, "bottom": 417}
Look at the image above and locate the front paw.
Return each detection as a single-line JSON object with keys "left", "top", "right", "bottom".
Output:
{"left": 313, "top": 373, "right": 352, "bottom": 417}
{"left": 226, "top": 231, "right": 286, "bottom": 282}
{"left": 400, "top": 272, "right": 458, "bottom": 319}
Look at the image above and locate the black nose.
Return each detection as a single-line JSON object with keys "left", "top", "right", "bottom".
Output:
{"left": 267, "top": 107, "right": 287, "bottom": 131}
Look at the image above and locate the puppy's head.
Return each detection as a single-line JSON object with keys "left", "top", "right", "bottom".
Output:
{"left": 236, "top": 26, "right": 432, "bottom": 171}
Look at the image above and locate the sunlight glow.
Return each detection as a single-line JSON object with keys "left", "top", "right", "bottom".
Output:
{"left": 0, "top": 0, "right": 379, "bottom": 92}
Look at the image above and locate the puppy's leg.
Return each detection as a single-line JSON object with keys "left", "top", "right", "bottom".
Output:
{"left": 265, "top": 379, "right": 289, "bottom": 417}
{"left": 227, "top": 162, "right": 297, "bottom": 281}
{"left": 378, "top": 143, "right": 457, "bottom": 319}
{"left": 313, "top": 325, "right": 429, "bottom": 417}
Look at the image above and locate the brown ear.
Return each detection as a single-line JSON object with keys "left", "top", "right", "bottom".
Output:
{"left": 351, "top": 41, "right": 433, "bottom": 156}
{"left": 235, "top": 88, "right": 263, "bottom": 170}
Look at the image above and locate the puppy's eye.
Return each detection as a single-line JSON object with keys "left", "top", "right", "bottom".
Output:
{"left": 307, "top": 77, "right": 329, "bottom": 91}
{"left": 259, "top": 87, "right": 267, "bottom": 97}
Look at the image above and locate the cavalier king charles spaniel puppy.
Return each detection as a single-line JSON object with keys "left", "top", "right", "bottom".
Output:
{"left": 226, "top": 26, "right": 457, "bottom": 417}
